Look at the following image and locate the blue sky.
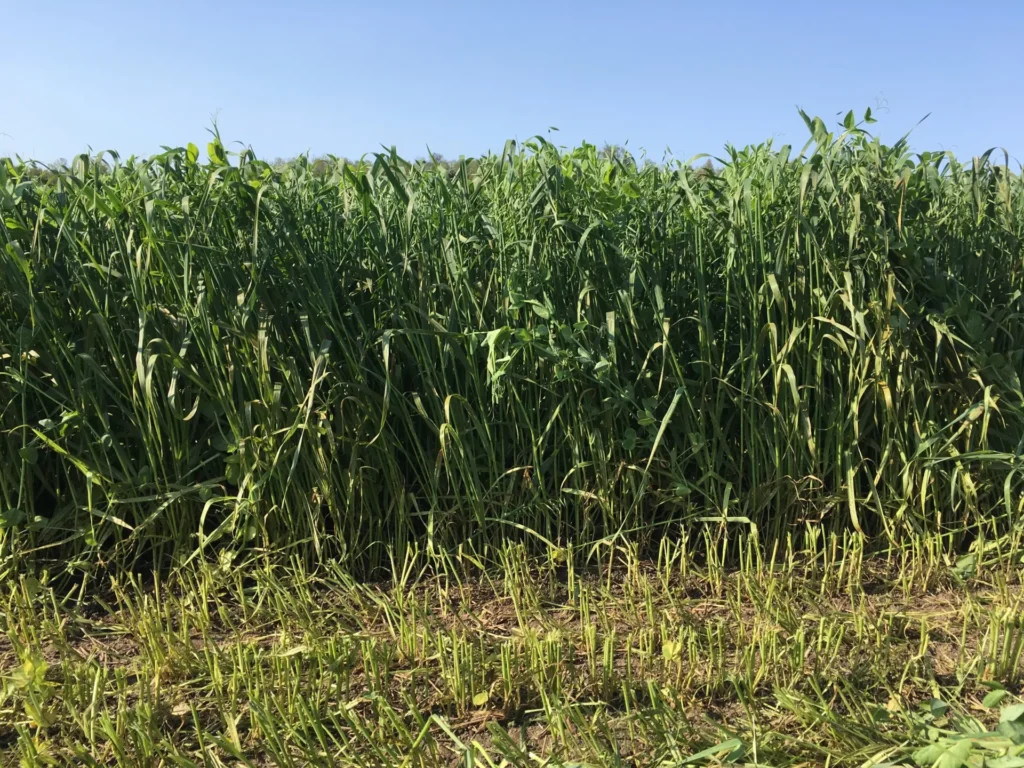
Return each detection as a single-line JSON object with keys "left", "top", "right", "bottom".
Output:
{"left": 3, "top": 0, "right": 1022, "bottom": 165}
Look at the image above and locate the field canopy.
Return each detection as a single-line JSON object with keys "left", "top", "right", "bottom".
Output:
{"left": 1, "top": 110, "right": 1022, "bottom": 573}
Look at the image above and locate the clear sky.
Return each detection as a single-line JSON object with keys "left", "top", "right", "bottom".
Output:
{"left": 2, "top": 0, "right": 1022, "bottom": 165}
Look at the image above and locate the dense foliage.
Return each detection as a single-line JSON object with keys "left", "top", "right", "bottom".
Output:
{"left": 2, "top": 111, "right": 1022, "bottom": 571}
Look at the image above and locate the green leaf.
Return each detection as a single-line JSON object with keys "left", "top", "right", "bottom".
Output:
{"left": 999, "top": 720, "right": 1024, "bottom": 745}
{"left": 912, "top": 738, "right": 971, "bottom": 768}
{"left": 208, "top": 141, "right": 227, "bottom": 166}
{"left": 528, "top": 301, "right": 551, "bottom": 320}
{"left": 186, "top": 142, "right": 199, "bottom": 164}
{"left": 25, "top": 700, "right": 57, "bottom": 728}
{"left": 843, "top": 110, "right": 855, "bottom": 130}
{"left": 662, "top": 639, "right": 681, "bottom": 661}
{"left": 472, "top": 691, "right": 489, "bottom": 707}
{"left": 984, "top": 689, "right": 1009, "bottom": 708}
{"left": 622, "top": 428, "right": 637, "bottom": 452}
{"left": 11, "top": 656, "right": 47, "bottom": 689}
{"left": 681, "top": 738, "right": 744, "bottom": 764}
{"left": 0, "top": 508, "right": 26, "bottom": 529}
{"left": 272, "top": 644, "right": 308, "bottom": 658}
{"left": 23, "top": 576, "right": 42, "bottom": 600}
{"left": 225, "top": 455, "right": 241, "bottom": 486}
{"left": 870, "top": 705, "right": 891, "bottom": 723}
{"left": 954, "top": 553, "right": 978, "bottom": 579}
{"left": 18, "top": 445, "right": 37, "bottom": 464}
{"left": 1002, "top": 704, "right": 1024, "bottom": 723}
{"left": 928, "top": 698, "right": 951, "bottom": 717}
{"left": 726, "top": 741, "right": 746, "bottom": 763}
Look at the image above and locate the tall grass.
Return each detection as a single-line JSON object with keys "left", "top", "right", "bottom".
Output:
{"left": 2, "top": 110, "right": 1022, "bottom": 572}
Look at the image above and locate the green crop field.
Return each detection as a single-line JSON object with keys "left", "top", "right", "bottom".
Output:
{"left": 2, "top": 110, "right": 1024, "bottom": 766}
